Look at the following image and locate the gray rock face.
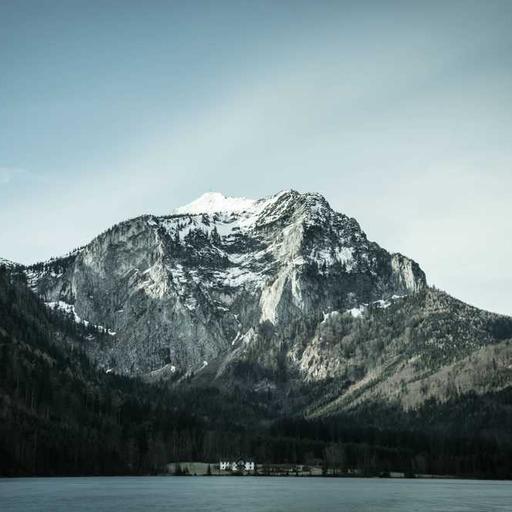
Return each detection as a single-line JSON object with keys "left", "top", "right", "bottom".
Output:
{"left": 26, "top": 190, "right": 426, "bottom": 377}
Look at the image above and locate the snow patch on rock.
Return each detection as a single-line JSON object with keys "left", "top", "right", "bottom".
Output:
{"left": 46, "top": 301, "right": 116, "bottom": 335}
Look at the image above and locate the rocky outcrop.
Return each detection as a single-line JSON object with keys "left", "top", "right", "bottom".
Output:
{"left": 390, "top": 253, "right": 425, "bottom": 293}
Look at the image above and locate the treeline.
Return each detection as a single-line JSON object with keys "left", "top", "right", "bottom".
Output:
{"left": 269, "top": 396, "right": 512, "bottom": 479}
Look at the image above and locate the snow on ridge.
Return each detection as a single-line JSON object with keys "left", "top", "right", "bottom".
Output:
{"left": 347, "top": 295, "right": 406, "bottom": 318}
{"left": 168, "top": 191, "right": 293, "bottom": 242}
{"left": 348, "top": 305, "right": 365, "bottom": 318}
{"left": 173, "top": 192, "right": 259, "bottom": 215}
{"left": 172, "top": 190, "right": 295, "bottom": 217}
{"left": 309, "top": 246, "right": 355, "bottom": 270}
{"left": 46, "top": 300, "right": 116, "bottom": 336}
{"left": 0, "top": 257, "right": 18, "bottom": 268}
{"left": 147, "top": 363, "right": 177, "bottom": 378}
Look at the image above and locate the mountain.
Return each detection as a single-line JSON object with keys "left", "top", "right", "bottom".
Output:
{"left": 24, "top": 190, "right": 424, "bottom": 373}
{"left": 2, "top": 190, "right": 512, "bottom": 477}
{"left": 22, "top": 190, "right": 512, "bottom": 414}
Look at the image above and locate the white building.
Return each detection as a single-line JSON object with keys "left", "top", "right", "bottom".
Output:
{"left": 219, "top": 459, "right": 255, "bottom": 473}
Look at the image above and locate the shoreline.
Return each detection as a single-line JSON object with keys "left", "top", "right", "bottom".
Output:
{"left": 2, "top": 473, "right": 510, "bottom": 481}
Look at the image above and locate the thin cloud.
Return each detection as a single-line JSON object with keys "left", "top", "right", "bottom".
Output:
{"left": 0, "top": 167, "right": 30, "bottom": 185}
{"left": 0, "top": 166, "right": 50, "bottom": 186}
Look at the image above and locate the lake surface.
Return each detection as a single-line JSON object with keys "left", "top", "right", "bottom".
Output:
{"left": 1, "top": 476, "right": 511, "bottom": 511}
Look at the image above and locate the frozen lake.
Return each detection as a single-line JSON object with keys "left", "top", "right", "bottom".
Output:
{"left": 1, "top": 476, "right": 511, "bottom": 511}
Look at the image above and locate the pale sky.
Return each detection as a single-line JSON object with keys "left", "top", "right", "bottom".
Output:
{"left": 1, "top": 1, "right": 511, "bottom": 315}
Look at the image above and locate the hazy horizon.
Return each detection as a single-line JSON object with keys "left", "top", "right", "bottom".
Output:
{"left": 1, "top": 0, "right": 511, "bottom": 315}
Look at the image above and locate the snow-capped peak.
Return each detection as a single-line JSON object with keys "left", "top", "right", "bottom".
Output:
{"left": 173, "top": 190, "right": 300, "bottom": 217}
{"left": 23, "top": 188, "right": 427, "bottom": 378}
{"left": 174, "top": 192, "right": 259, "bottom": 215}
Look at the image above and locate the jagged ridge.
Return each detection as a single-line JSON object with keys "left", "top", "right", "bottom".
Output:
{"left": 23, "top": 190, "right": 426, "bottom": 380}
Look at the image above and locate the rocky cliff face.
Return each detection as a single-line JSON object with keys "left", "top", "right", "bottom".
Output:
{"left": 25, "top": 190, "right": 427, "bottom": 377}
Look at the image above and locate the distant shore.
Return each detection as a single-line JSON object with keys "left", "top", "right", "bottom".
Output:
{"left": 165, "top": 462, "right": 467, "bottom": 479}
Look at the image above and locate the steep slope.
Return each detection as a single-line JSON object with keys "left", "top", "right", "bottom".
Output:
{"left": 25, "top": 190, "right": 426, "bottom": 377}
{"left": 292, "top": 288, "right": 512, "bottom": 415}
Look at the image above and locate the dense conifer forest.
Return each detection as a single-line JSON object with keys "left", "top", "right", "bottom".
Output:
{"left": 1, "top": 266, "right": 511, "bottom": 478}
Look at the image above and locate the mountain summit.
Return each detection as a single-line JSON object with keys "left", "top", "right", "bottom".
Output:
{"left": 22, "top": 190, "right": 511, "bottom": 413}
{"left": 173, "top": 191, "right": 262, "bottom": 215}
